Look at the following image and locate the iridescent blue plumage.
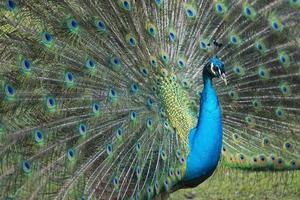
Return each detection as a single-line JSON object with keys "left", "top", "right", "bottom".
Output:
{"left": 184, "top": 57, "right": 224, "bottom": 183}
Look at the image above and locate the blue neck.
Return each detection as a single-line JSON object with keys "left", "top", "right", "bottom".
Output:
{"left": 184, "top": 70, "right": 223, "bottom": 182}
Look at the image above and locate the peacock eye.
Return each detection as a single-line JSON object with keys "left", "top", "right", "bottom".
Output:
{"left": 210, "top": 63, "right": 219, "bottom": 76}
{"left": 213, "top": 66, "right": 218, "bottom": 72}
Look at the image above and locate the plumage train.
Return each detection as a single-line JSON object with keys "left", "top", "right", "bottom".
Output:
{"left": 0, "top": 0, "right": 299, "bottom": 199}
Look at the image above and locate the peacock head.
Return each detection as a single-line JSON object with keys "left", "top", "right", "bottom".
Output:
{"left": 206, "top": 56, "right": 227, "bottom": 85}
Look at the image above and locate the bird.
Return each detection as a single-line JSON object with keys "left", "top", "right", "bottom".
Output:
{"left": 0, "top": 0, "right": 299, "bottom": 200}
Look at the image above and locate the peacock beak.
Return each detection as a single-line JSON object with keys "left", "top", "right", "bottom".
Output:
{"left": 220, "top": 73, "right": 227, "bottom": 85}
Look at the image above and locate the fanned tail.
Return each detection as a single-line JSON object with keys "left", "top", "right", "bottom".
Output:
{"left": 0, "top": 1, "right": 187, "bottom": 199}
{"left": 182, "top": 0, "right": 300, "bottom": 170}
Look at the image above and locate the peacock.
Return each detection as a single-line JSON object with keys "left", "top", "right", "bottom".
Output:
{"left": 0, "top": 0, "right": 299, "bottom": 199}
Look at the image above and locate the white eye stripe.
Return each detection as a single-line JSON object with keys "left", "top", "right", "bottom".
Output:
{"left": 211, "top": 63, "right": 217, "bottom": 75}
{"left": 218, "top": 68, "right": 222, "bottom": 76}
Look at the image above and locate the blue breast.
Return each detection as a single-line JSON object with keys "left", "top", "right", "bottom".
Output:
{"left": 183, "top": 76, "right": 223, "bottom": 182}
